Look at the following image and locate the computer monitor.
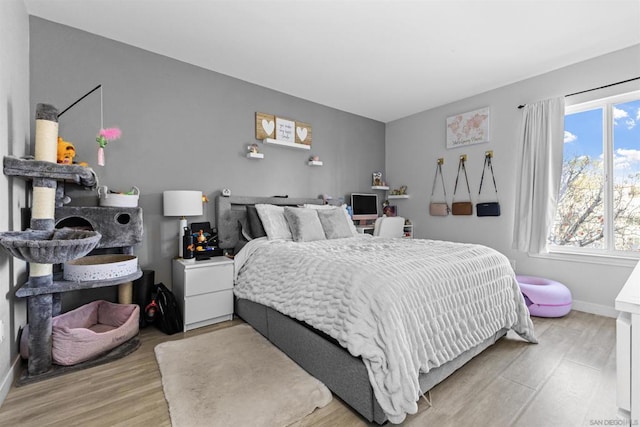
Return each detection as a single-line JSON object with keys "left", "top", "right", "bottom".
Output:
{"left": 351, "top": 193, "right": 379, "bottom": 224}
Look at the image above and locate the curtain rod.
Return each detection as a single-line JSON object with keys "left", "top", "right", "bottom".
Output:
{"left": 517, "top": 76, "right": 640, "bottom": 109}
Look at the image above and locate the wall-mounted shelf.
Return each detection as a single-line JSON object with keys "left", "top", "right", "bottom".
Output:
{"left": 308, "top": 160, "right": 323, "bottom": 166}
{"left": 371, "top": 185, "right": 389, "bottom": 191}
{"left": 262, "top": 138, "right": 311, "bottom": 150}
{"left": 246, "top": 152, "right": 264, "bottom": 159}
{"left": 388, "top": 194, "right": 410, "bottom": 199}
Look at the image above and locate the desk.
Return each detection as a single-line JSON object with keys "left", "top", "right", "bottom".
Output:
{"left": 355, "top": 221, "right": 414, "bottom": 238}
{"left": 355, "top": 225, "right": 375, "bottom": 235}
{"left": 616, "top": 260, "right": 640, "bottom": 423}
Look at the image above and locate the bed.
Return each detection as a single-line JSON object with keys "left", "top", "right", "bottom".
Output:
{"left": 215, "top": 195, "right": 536, "bottom": 424}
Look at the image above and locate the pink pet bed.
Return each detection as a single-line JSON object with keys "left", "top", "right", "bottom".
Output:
{"left": 21, "top": 300, "right": 139, "bottom": 366}
{"left": 516, "top": 275, "right": 572, "bottom": 317}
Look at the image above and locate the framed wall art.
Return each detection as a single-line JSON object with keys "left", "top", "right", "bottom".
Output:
{"left": 255, "top": 112, "right": 313, "bottom": 149}
{"left": 446, "top": 107, "right": 490, "bottom": 149}
{"left": 295, "top": 121, "right": 312, "bottom": 146}
{"left": 275, "top": 117, "right": 295, "bottom": 144}
{"left": 255, "top": 112, "right": 275, "bottom": 139}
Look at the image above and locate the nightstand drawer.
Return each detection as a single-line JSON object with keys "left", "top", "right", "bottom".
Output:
{"left": 185, "top": 263, "right": 233, "bottom": 296}
{"left": 185, "top": 289, "right": 233, "bottom": 325}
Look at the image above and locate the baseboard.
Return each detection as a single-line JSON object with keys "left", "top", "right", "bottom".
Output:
{"left": 572, "top": 299, "right": 618, "bottom": 318}
{"left": 0, "top": 355, "right": 22, "bottom": 408}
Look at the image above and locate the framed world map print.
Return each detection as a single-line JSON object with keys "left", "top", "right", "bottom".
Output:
{"left": 446, "top": 107, "right": 490, "bottom": 149}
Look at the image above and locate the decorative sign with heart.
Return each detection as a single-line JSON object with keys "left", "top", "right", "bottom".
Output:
{"left": 295, "top": 122, "right": 312, "bottom": 146}
{"left": 296, "top": 127, "right": 307, "bottom": 142}
{"left": 255, "top": 112, "right": 275, "bottom": 139}
{"left": 255, "top": 112, "right": 312, "bottom": 148}
{"left": 262, "top": 119, "right": 275, "bottom": 136}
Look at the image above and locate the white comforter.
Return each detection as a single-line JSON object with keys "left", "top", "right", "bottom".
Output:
{"left": 234, "top": 236, "right": 536, "bottom": 423}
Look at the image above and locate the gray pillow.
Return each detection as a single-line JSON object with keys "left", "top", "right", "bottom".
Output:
{"left": 317, "top": 208, "right": 354, "bottom": 239}
{"left": 246, "top": 205, "right": 266, "bottom": 238}
{"left": 303, "top": 204, "right": 359, "bottom": 237}
{"left": 256, "top": 204, "right": 293, "bottom": 240}
{"left": 283, "top": 207, "right": 326, "bottom": 242}
{"left": 234, "top": 220, "right": 250, "bottom": 254}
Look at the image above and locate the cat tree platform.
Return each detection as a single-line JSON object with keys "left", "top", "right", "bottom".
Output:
{"left": 3, "top": 155, "right": 97, "bottom": 186}
{"left": 0, "top": 228, "right": 101, "bottom": 264}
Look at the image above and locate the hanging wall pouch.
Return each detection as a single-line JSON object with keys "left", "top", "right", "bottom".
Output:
{"left": 476, "top": 151, "right": 501, "bottom": 217}
{"left": 429, "top": 158, "right": 450, "bottom": 216}
{"left": 451, "top": 155, "right": 473, "bottom": 215}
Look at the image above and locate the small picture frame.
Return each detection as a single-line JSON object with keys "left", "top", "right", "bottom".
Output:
{"left": 275, "top": 117, "right": 295, "bottom": 143}
{"left": 383, "top": 205, "right": 397, "bottom": 217}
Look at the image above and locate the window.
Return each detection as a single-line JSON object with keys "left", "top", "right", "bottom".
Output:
{"left": 549, "top": 90, "right": 640, "bottom": 255}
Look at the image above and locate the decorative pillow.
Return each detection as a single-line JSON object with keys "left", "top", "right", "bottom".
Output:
{"left": 246, "top": 205, "right": 267, "bottom": 238}
{"left": 234, "top": 220, "right": 250, "bottom": 254}
{"left": 238, "top": 217, "right": 253, "bottom": 241}
{"left": 283, "top": 207, "right": 326, "bottom": 242}
{"left": 316, "top": 208, "right": 353, "bottom": 239}
{"left": 255, "top": 204, "right": 292, "bottom": 240}
{"left": 303, "top": 204, "right": 359, "bottom": 237}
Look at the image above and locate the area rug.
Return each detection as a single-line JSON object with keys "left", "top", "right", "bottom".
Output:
{"left": 154, "top": 324, "right": 332, "bottom": 427}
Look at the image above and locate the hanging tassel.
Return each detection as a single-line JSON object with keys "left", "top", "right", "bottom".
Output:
{"left": 97, "top": 146, "right": 105, "bottom": 166}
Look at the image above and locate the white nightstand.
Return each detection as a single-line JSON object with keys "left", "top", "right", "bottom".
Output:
{"left": 172, "top": 256, "right": 234, "bottom": 332}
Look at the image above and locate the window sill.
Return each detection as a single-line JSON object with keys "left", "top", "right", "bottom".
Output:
{"left": 534, "top": 247, "right": 639, "bottom": 268}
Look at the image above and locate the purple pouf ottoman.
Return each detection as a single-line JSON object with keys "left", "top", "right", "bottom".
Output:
{"left": 516, "top": 275, "right": 572, "bottom": 317}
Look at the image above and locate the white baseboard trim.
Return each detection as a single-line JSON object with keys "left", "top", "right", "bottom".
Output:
{"left": 0, "top": 355, "right": 22, "bottom": 408}
{"left": 572, "top": 299, "right": 619, "bottom": 318}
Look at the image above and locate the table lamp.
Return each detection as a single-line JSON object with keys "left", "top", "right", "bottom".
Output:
{"left": 163, "top": 190, "right": 203, "bottom": 258}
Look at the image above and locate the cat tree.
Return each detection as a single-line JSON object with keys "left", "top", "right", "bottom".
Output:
{"left": 0, "top": 104, "right": 143, "bottom": 384}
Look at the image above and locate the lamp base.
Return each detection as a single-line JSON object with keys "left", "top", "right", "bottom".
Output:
{"left": 178, "top": 217, "right": 187, "bottom": 258}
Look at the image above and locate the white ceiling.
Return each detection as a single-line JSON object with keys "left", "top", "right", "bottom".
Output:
{"left": 24, "top": 0, "right": 640, "bottom": 123}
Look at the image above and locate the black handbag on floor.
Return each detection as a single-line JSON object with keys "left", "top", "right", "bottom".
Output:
{"left": 476, "top": 153, "right": 501, "bottom": 217}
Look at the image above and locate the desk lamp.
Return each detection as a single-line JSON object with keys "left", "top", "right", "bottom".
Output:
{"left": 163, "top": 190, "right": 203, "bottom": 258}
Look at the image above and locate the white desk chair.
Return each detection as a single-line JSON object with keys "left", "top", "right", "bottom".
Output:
{"left": 373, "top": 216, "right": 405, "bottom": 238}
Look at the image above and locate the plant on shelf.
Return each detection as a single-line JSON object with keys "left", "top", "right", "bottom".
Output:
{"left": 390, "top": 185, "right": 408, "bottom": 195}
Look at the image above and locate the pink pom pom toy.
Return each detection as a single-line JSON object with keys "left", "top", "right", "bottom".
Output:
{"left": 96, "top": 127, "right": 122, "bottom": 166}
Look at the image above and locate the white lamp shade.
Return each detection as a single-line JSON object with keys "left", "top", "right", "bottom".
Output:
{"left": 163, "top": 190, "right": 203, "bottom": 217}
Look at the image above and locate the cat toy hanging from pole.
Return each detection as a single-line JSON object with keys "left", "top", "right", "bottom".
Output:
{"left": 59, "top": 84, "right": 122, "bottom": 167}
{"left": 96, "top": 127, "right": 121, "bottom": 166}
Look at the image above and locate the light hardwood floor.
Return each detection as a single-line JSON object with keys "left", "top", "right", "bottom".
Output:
{"left": 0, "top": 311, "right": 618, "bottom": 426}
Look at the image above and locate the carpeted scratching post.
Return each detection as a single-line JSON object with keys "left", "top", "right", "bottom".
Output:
{"left": 27, "top": 103, "right": 59, "bottom": 375}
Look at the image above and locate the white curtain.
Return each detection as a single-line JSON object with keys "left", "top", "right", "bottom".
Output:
{"left": 512, "top": 97, "right": 565, "bottom": 254}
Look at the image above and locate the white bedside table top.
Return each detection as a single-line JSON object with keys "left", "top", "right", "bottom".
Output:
{"left": 175, "top": 256, "right": 234, "bottom": 269}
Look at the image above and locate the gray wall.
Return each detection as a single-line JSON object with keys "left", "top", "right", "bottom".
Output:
{"left": 0, "top": 0, "right": 29, "bottom": 405}
{"left": 386, "top": 44, "right": 640, "bottom": 315}
{"left": 30, "top": 17, "right": 385, "bottom": 292}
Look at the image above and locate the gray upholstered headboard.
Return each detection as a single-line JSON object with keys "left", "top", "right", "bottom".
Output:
{"left": 215, "top": 195, "right": 323, "bottom": 250}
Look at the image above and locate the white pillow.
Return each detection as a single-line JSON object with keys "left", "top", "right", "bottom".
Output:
{"left": 255, "top": 204, "right": 292, "bottom": 240}
{"left": 303, "top": 203, "right": 358, "bottom": 237}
